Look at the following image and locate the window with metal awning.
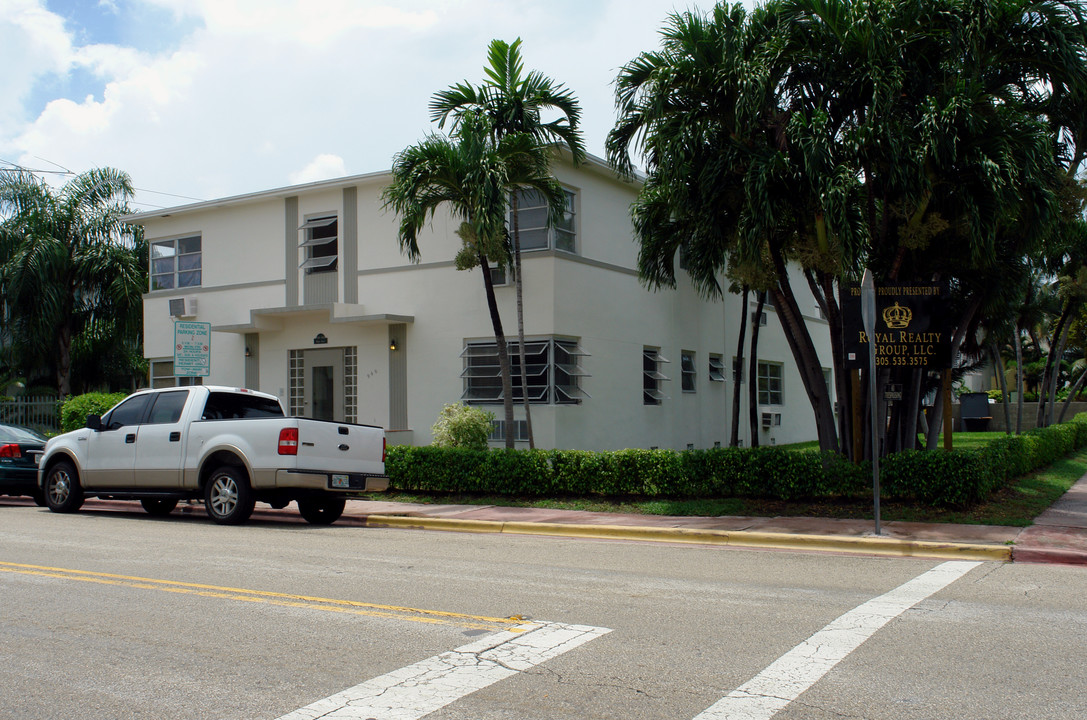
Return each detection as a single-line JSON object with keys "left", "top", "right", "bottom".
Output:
{"left": 461, "top": 337, "right": 590, "bottom": 405}
{"left": 299, "top": 215, "right": 338, "bottom": 271}
{"left": 643, "top": 348, "right": 670, "bottom": 405}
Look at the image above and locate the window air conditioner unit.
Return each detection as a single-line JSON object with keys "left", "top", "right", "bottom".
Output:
{"left": 761, "top": 412, "right": 782, "bottom": 429}
{"left": 169, "top": 297, "right": 197, "bottom": 318}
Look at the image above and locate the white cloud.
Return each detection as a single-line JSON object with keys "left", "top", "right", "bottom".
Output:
{"left": 289, "top": 153, "right": 348, "bottom": 185}
{"left": 0, "top": 0, "right": 74, "bottom": 127}
{"left": 2, "top": 0, "right": 740, "bottom": 210}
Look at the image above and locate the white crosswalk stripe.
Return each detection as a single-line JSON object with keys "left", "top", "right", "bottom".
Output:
{"left": 274, "top": 621, "right": 612, "bottom": 720}
{"left": 693, "top": 561, "right": 981, "bottom": 720}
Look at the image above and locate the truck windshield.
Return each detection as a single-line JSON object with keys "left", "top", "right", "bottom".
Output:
{"left": 201, "top": 392, "right": 284, "bottom": 420}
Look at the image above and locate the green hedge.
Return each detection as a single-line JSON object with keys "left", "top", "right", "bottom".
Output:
{"left": 385, "top": 413, "right": 1087, "bottom": 508}
{"left": 60, "top": 392, "right": 128, "bottom": 432}
{"left": 386, "top": 445, "right": 868, "bottom": 503}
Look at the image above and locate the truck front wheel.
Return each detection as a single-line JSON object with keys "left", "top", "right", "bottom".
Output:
{"left": 204, "top": 467, "right": 254, "bottom": 525}
{"left": 44, "top": 460, "right": 84, "bottom": 514}
{"left": 297, "top": 496, "right": 346, "bottom": 525}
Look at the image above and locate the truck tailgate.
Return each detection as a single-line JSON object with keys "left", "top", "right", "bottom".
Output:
{"left": 293, "top": 419, "right": 385, "bottom": 476}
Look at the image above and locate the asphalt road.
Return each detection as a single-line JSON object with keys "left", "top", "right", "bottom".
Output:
{"left": 2, "top": 502, "right": 1085, "bottom": 720}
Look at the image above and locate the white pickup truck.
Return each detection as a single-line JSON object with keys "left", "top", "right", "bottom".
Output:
{"left": 37, "top": 385, "right": 388, "bottom": 525}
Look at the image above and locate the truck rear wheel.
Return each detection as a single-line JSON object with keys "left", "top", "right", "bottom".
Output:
{"left": 297, "top": 497, "right": 346, "bottom": 525}
{"left": 204, "top": 467, "right": 254, "bottom": 525}
{"left": 44, "top": 460, "right": 84, "bottom": 514}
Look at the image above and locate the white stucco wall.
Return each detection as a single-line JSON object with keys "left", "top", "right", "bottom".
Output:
{"left": 134, "top": 157, "right": 837, "bottom": 451}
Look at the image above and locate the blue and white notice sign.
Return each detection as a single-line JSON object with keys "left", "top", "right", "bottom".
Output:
{"left": 174, "top": 321, "right": 211, "bottom": 377}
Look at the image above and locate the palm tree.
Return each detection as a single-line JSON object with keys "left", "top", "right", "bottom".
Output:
{"left": 609, "top": 0, "right": 1087, "bottom": 457}
{"left": 430, "top": 38, "right": 585, "bottom": 448}
{"left": 607, "top": 4, "right": 854, "bottom": 454}
{"left": 383, "top": 113, "right": 565, "bottom": 448}
{"left": 0, "top": 167, "right": 142, "bottom": 397}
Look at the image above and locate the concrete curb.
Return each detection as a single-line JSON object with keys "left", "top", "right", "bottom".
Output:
{"left": 359, "top": 515, "right": 1012, "bottom": 562}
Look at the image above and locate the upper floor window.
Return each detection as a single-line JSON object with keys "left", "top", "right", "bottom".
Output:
{"left": 681, "top": 351, "right": 696, "bottom": 393}
{"left": 510, "top": 188, "right": 576, "bottom": 253}
{"left": 462, "top": 337, "right": 589, "bottom": 405}
{"left": 757, "top": 361, "right": 784, "bottom": 405}
{"left": 299, "top": 215, "right": 338, "bottom": 273}
{"left": 151, "top": 235, "right": 201, "bottom": 290}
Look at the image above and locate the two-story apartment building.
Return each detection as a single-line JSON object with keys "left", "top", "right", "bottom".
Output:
{"left": 125, "top": 153, "right": 835, "bottom": 450}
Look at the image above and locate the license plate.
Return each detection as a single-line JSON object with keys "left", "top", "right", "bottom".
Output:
{"left": 331, "top": 474, "right": 350, "bottom": 488}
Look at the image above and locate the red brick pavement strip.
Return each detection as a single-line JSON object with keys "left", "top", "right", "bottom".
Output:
{"left": 6, "top": 481, "right": 1087, "bottom": 564}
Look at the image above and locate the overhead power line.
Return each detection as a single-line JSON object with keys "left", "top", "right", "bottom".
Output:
{"left": 0, "top": 158, "right": 206, "bottom": 203}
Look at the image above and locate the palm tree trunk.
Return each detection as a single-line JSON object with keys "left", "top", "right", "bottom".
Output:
{"left": 925, "top": 296, "right": 982, "bottom": 449}
{"left": 57, "top": 325, "right": 72, "bottom": 400}
{"left": 510, "top": 192, "right": 534, "bottom": 448}
{"left": 904, "top": 368, "right": 923, "bottom": 450}
{"left": 1058, "top": 367, "right": 1087, "bottom": 424}
{"left": 767, "top": 245, "right": 839, "bottom": 453}
{"left": 1015, "top": 329, "right": 1024, "bottom": 434}
{"left": 1045, "top": 307, "right": 1074, "bottom": 427}
{"left": 748, "top": 293, "right": 766, "bottom": 448}
{"left": 1038, "top": 303, "right": 1071, "bottom": 428}
{"left": 479, "top": 253, "right": 515, "bottom": 448}
{"left": 990, "top": 340, "right": 1011, "bottom": 435}
{"left": 730, "top": 287, "right": 749, "bottom": 447}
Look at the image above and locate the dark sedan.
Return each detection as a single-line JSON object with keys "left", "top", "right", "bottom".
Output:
{"left": 0, "top": 423, "right": 47, "bottom": 505}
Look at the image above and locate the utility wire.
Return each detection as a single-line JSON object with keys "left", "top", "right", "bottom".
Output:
{"left": 0, "top": 157, "right": 206, "bottom": 203}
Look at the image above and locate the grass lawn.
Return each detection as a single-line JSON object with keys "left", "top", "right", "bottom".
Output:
{"left": 376, "top": 435, "right": 1087, "bottom": 527}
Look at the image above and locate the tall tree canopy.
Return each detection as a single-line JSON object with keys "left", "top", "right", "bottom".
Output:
{"left": 430, "top": 38, "right": 584, "bottom": 448}
{"left": 383, "top": 112, "right": 566, "bottom": 447}
{"left": 608, "top": 0, "right": 1087, "bottom": 455}
{"left": 0, "top": 168, "right": 145, "bottom": 397}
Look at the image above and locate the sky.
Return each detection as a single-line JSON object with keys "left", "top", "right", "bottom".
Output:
{"left": 0, "top": 0, "right": 745, "bottom": 213}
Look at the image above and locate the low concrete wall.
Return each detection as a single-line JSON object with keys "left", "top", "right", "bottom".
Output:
{"left": 952, "top": 401, "right": 1087, "bottom": 432}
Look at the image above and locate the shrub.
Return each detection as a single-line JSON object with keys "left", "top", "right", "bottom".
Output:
{"left": 60, "top": 392, "right": 127, "bottom": 432}
{"left": 383, "top": 416, "right": 1087, "bottom": 509}
{"left": 430, "top": 403, "right": 494, "bottom": 451}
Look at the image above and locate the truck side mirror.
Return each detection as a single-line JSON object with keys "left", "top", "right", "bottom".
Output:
{"left": 85, "top": 414, "right": 102, "bottom": 431}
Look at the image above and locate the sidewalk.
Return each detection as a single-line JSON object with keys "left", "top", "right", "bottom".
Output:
{"left": 15, "top": 477, "right": 1087, "bottom": 565}
{"left": 328, "top": 474, "right": 1087, "bottom": 565}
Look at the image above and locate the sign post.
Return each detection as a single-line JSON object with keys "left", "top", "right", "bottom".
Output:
{"left": 860, "top": 270, "right": 881, "bottom": 535}
{"left": 174, "top": 321, "right": 211, "bottom": 378}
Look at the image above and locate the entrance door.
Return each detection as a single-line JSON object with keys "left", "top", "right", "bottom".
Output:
{"left": 303, "top": 348, "right": 345, "bottom": 421}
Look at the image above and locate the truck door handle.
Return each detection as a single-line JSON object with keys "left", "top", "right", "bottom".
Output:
{"left": 125, "top": 433, "right": 136, "bottom": 443}
{"left": 169, "top": 432, "right": 181, "bottom": 442}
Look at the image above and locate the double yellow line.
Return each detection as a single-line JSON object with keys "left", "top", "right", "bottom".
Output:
{"left": 0, "top": 561, "right": 529, "bottom": 632}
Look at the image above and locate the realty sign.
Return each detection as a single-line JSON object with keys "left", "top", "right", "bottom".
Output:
{"left": 840, "top": 283, "right": 952, "bottom": 370}
{"left": 174, "top": 321, "right": 211, "bottom": 377}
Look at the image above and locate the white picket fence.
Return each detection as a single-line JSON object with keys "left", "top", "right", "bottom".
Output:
{"left": 0, "top": 396, "right": 60, "bottom": 432}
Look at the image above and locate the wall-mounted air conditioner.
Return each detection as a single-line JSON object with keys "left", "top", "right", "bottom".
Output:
{"left": 761, "top": 412, "right": 782, "bottom": 429}
{"left": 168, "top": 297, "right": 198, "bottom": 318}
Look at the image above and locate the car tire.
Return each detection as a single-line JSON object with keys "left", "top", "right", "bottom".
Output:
{"left": 44, "top": 460, "right": 84, "bottom": 514}
{"left": 141, "top": 498, "right": 178, "bottom": 516}
{"left": 204, "top": 467, "right": 254, "bottom": 525}
{"left": 297, "top": 496, "right": 346, "bottom": 525}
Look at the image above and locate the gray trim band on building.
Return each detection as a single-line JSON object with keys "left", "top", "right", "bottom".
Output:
{"left": 343, "top": 186, "right": 358, "bottom": 304}
{"left": 356, "top": 251, "right": 641, "bottom": 278}
{"left": 285, "top": 196, "right": 299, "bottom": 306}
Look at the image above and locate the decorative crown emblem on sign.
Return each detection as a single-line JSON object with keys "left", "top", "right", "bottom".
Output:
{"left": 882, "top": 302, "right": 912, "bottom": 329}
